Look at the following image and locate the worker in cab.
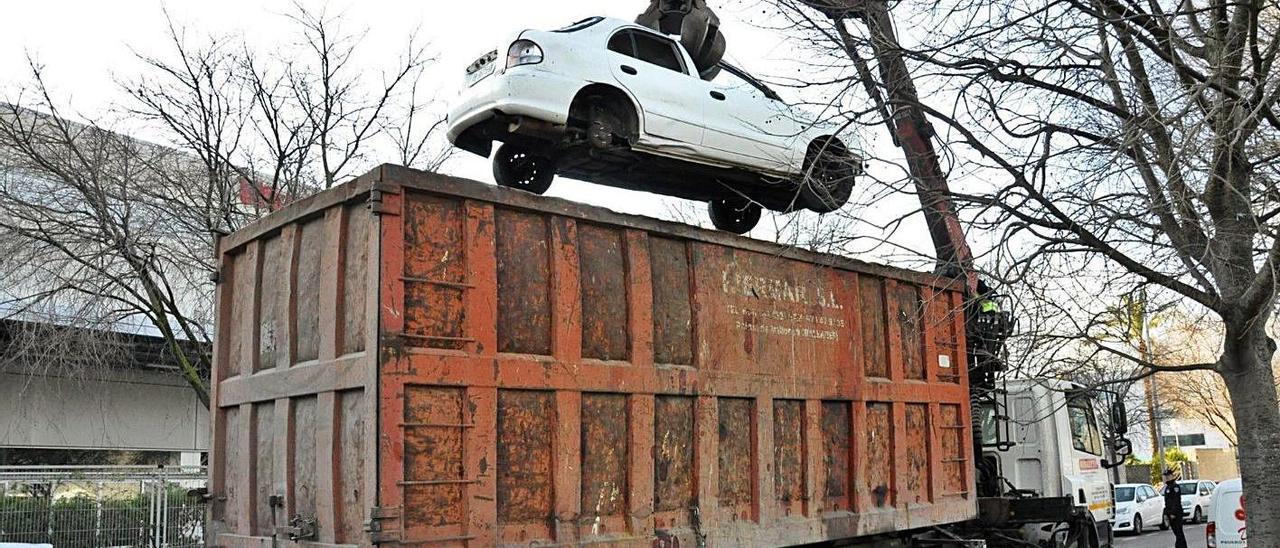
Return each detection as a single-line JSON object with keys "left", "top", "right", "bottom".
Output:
{"left": 1163, "top": 469, "right": 1188, "bottom": 548}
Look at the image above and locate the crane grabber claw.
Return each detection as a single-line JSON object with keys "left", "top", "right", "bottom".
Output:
{"left": 636, "top": 0, "right": 726, "bottom": 80}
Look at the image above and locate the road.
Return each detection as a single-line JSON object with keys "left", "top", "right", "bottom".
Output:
{"left": 1114, "top": 523, "right": 1207, "bottom": 548}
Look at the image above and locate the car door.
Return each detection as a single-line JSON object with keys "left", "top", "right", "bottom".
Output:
{"left": 1143, "top": 485, "right": 1162, "bottom": 519}
{"left": 605, "top": 28, "right": 705, "bottom": 146}
{"left": 1199, "top": 481, "right": 1215, "bottom": 508}
{"left": 701, "top": 64, "right": 799, "bottom": 173}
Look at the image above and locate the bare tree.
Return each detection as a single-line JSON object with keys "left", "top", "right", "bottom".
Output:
{"left": 1, "top": 4, "right": 451, "bottom": 407}
{"left": 765, "top": 0, "right": 1280, "bottom": 538}
{"left": 0, "top": 88, "right": 217, "bottom": 405}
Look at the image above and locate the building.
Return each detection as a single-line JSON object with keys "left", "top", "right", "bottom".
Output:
{"left": 0, "top": 317, "right": 209, "bottom": 465}
{"left": 1159, "top": 417, "right": 1239, "bottom": 481}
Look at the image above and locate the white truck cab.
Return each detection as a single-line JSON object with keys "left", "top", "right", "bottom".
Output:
{"left": 982, "top": 379, "right": 1120, "bottom": 545}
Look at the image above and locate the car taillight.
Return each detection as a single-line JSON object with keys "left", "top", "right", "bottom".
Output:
{"left": 506, "top": 39, "right": 543, "bottom": 68}
{"left": 1206, "top": 521, "right": 1216, "bottom": 547}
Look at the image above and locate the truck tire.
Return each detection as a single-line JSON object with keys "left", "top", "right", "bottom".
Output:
{"left": 493, "top": 144, "right": 555, "bottom": 195}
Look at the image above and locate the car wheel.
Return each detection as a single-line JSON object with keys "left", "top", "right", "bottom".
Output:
{"left": 1132, "top": 514, "right": 1142, "bottom": 535}
{"left": 1193, "top": 506, "right": 1202, "bottom": 523}
{"left": 1158, "top": 513, "right": 1169, "bottom": 530}
{"left": 708, "top": 198, "right": 762, "bottom": 234}
{"left": 799, "top": 136, "right": 857, "bottom": 213}
{"left": 493, "top": 144, "right": 555, "bottom": 195}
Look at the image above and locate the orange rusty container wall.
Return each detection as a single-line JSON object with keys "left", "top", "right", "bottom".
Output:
{"left": 208, "top": 164, "right": 977, "bottom": 547}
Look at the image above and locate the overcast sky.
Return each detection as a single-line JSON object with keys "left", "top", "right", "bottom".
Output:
{"left": 0, "top": 0, "right": 933, "bottom": 259}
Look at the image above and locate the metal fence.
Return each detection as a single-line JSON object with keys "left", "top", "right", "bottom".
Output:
{"left": 0, "top": 465, "right": 206, "bottom": 547}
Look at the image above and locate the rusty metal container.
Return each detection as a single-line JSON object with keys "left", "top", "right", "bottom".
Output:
{"left": 208, "top": 165, "right": 977, "bottom": 547}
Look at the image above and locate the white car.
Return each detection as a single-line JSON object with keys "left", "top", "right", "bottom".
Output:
{"left": 446, "top": 16, "right": 861, "bottom": 233}
{"left": 1114, "top": 483, "right": 1167, "bottom": 535}
{"left": 1162, "top": 478, "right": 1215, "bottom": 523}
{"left": 1207, "top": 478, "right": 1246, "bottom": 547}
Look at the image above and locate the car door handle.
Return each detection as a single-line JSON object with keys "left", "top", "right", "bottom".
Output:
{"left": 621, "top": 65, "right": 637, "bottom": 75}
{"left": 710, "top": 91, "right": 726, "bottom": 101}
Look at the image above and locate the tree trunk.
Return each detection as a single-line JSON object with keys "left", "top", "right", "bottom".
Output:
{"left": 1220, "top": 328, "right": 1280, "bottom": 547}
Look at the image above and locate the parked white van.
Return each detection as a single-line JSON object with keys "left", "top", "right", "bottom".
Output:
{"left": 1206, "top": 478, "right": 1246, "bottom": 547}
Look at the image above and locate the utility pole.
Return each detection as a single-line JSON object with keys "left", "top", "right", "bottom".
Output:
{"left": 1136, "top": 288, "right": 1164, "bottom": 484}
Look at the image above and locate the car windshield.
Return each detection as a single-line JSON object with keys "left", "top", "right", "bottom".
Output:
{"left": 1115, "top": 487, "right": 1135, "bottom": 502}
{"left": 554, "top": 17, "right": 603, "bottom": 33}
{"left": 1178, "top": 481, "right": 1198, "bottom": 493}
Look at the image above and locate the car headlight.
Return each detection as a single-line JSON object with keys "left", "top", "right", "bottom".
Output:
{"left": 506, "top": 40, "right": 543, "bottom": 68}
{"left": 1116, "top": 507, "right": 1130, "bottom": 514}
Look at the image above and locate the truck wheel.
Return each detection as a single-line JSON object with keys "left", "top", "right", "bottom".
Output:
{"left": 493, "top": 144, "right": 555, "bottom": 194}
{"left": 799, "top": 136, "right": 856, "bottom": 213}
{"left": 708, "top": 198, "right": 761, "bottom": 234}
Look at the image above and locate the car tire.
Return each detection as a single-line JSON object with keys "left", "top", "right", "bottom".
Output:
{"left": 1158, "top": 513, "right": 1169, "bottom": 530}
{"left": 708, "top": 198, "right": 762, "bottom": 234}
{"left": 1132, "top": 514, "right": 1142, "bottom": 535}
{"left": 493, "top": 144, "right": 555, "bottom": 195}
{"left": 1193, "top": 506, "right": 1202, "bottom": 523}
{"left": 799, "top": 136, "right": 857, "bottom": 213}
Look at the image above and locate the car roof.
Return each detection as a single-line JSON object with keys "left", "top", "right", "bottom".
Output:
{"left": 1115, "top": 483, "right": 1149, "bottom": 488}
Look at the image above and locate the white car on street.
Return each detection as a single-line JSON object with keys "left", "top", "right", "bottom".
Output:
{"left": 1114, "top": 483, "right": 1167, "bottom": 535}
{"left": 1162, "top": 478, "right": 1216, "bottom": 523}
{"left": 446, "top": 16, "right": 861, "bottom": 233}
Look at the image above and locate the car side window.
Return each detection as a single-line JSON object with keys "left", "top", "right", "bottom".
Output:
{"left": 608, "top": 32, "right": 634, "bottom": 56}
{"left": 711, "top": 67, "right": 763, "bottom": 99}
{"left": 608, "top": 30, "right": 686, "bottom": 74}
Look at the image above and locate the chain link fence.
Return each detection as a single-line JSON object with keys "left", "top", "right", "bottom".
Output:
{"left": 0, "top": 465, "right": 206, "bottom": 547}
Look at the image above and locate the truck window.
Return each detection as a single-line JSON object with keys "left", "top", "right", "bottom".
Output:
{"left": 978, "top": 402, "right": 999, "bottom": 446}
{"left": 1067, "top": 400, "right": 1102, "bottom": 455}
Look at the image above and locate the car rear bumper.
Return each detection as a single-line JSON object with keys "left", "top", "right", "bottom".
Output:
{"left": 446, "top": 67, "right": 584, "bottom": 145}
